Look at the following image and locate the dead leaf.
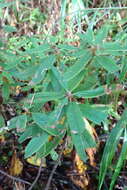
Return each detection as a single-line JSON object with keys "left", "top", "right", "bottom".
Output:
{"left": 75, "top": 154, "right": 87, "bottom": 174}
{"left": 83, "top": 118, "right": 97, "bottom": 167}
{"left": 86, "top": 148, "right": 96, "bottom": 167}
{"left": 83, "top": 118, "right": 98, "bottom": 139}
{"left": 63, "top": 148, "right": 72, "bottom": 156}
{"left": 70, "top": 154, "right": 89, "bottom": 189}
{"left": 14, "top": 182, "right": 25, "bottom": 190}
{"left": 27, "top": 156, "right": 46, "bottom": 167}
{"left": 0, "top": 135, "right": 5, "bottom": 144}
{"left": 9, "top": 151, "right": 23, "bottom": 176}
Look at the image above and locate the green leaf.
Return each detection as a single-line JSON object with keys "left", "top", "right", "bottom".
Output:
{"left": 29, "top": 55, "right": 56, "bottom": 85}
{"left": 12, "top": 65, "right": 39, "bottom": 80}
{"left": 95, "top": 56, "right": 119, "bottom": 73}
{"left": 50, "top": 150, "right": 59, "bottom": 160}
{"left": 3, "top": 25, "right": 17, "bottom": 33}
{"left": 95, "top": 24, "right": 110, "bottom": 44}
{"left": 19, "top": 125, "right": 42, "bottom": 143}
{"left": 25, "top": 44, "right": 50, "bottom": 55}
{"left": 25, "top": 133, "right": 49, "bottom": 158}
{"left": 0, "top": 115, "right": 5, "bottom": 127}
{"left": 47, "top": 98, "right": 68, "bottom": 126}
{"left": 74, "top": 86, "right": 105, "bottom": 98}
{"left": 79, "top": 29, "right": 95, "bottom": 45}
{"left": 0, "top": 1, "right": 14, "bottom": 8}
{"left": 98, "top": 109, "right": 127, "bottom": 190}
{"left": 63, "top": 50, "right": 92, "bottom": 81}
{"left": 60, "top": 0, "right": 67, "bottom": 25}
{"left": 32, "top": 99, "right": 66, "bottom": 136}
{"left": 67, "top": 70, "right": 84, "bottom": 91}
{"left": 2, "top": 81, "right": 10, "bottom": 101}
{"left": 32, "top": 113, "right": 58, "bottom": 136}
{"left": 58, "top": 44, "right": 78, "bottom": 51}
{"left": 67, "top": 102, "right": 96, "bottom": 161}
{"left": 100, "top": 42, "right": 126, "bottom": 56}
{"left": 26, "top": 91, "right": 64, "bottom": 104}
{"left": 80, "top": 104, "right": 109, "bottom": 124}
{"left": 109, "top": 129, "right": 127, "bottom": 190}
{"left": 38, "top": 130, "right": 65, "bottom": 158}
{"left": 51, "top": 66, "right": 68, "bottom": 91}
{"left": 50, "top": 70, "right": 63, "bottom": 92}
{"left": 2, "top": 71, "right": 14, "bottom": 83}
{"left": 119, "top": 57, "right": 127, "bottom": 82}
{"left": 7, "top": 115, "right": 27, "bottom": 130}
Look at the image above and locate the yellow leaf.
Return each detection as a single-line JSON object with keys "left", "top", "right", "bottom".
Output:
{"left": 83, "top": 118, "right": 98, "bottom": 139}
{"left": 9, "top": 151, "right": 23, "bottom": 176}
{"left": 14, "top": 182, "right": 25, "bottom": 190}
{"left": 27, "top": 156, "right": 46, "bottom": 167}
{"left": 86, "top": 148, "right": 96, "bottom": 167}
{"left": 83, "top": 118, "right": 97, "bottom": 167}
{"left": 0, "top": 135, "right": 5, "bottom": 143}
{"left": 70, "top": 153, "right": 89, "bottom": 189}
{"left": 75, "top": 154, "right": 87, "bottom": 174}
{"left": 58, "top": 116, "right": 66, "bottom": 125}
{"left": 63, "top": 148, "right": 72, "bottom": 155}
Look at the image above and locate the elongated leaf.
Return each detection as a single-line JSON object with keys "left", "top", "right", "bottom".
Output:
{"left": 3, "top": 25, "right": 17, "bottom": 33}
{"left": 63, "top": 50, "right": 92, "bottom": 81}
{"left": 0, "top": 115, "right": 5, "bottom": 127}
{"left": 109, "top": 129, "right": 127, "bottom": 190}
{"left": 51, "top": 66, "right": 68, "bottom": 91}
{"left": 98, "top": 109, "right": 127, "bottom": 190}
{"left": 80, "top": 104, "right": 109, "bottom": 124}
{"left": 19, "top": 125, "right": 42, "bottom": 143}
{"left": 37, "top": 130, "right": 65, "bottom": 158}
{"left": 29, "top": 55, "right": 56, "bottom": 85}
{"left": 58, "top": 44, "right": 78, "bottom": 51}
{"left": 95, "top": 56, "right": 119, "bottom": 73}
{"left": 7, "top": 115, "right": 27, "bottom": 130}
{"left": 25, "top": 44, "right": 50, "bottom": 55}
{"left": 67, "top": 70, "right": 84, "bottom": 91}
{"left": 26, "top": 91, "right": 64, "bottom": 104}
{"left": 79, "top": 29, "right": 94, "bottom": 45}
{"left": 0, "top": 1, "right": 15, "bottom": 8}
{"left": 13, "top": 65, "right": 39, "bottom": 80}
{"left": 119, "top": 57, "right": 127, "bottom": 82}
{"left": 95, "top": 25, "right": 110, "bottom": 44}
{"left": 32, "top": 113, "right": 58, "bottom": 136}
{"left": 25, "top": 133, "right": 49, "bottom": 158}
{"left": 2, "top": 81, "right": 10, "bottom": 101}
{"left": 103, "top": 42, "right": 122, "bottom": 49}
{"left": 60, "top": 0, "right": 67, "bottom": 24}
{"left": 48, "top": 98, "right": 68, "bottom": 126}
{"left": 32, "top": 99, "right": 66, "bottom": 135}
{"left": 74, "top": 86, "right": 105, "bottom": 98}
{"left": 50, "top": 70, "right": 63, "bottom": 92}
{"left": 67, "top": 102, "right": 96, "bottom": 161}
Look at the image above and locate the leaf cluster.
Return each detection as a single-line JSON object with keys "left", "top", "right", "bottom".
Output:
{"left": 0, "top": 14, "right": 127, "bottom": 190}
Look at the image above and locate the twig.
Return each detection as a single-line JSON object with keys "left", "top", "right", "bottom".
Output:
{"left": 44, "top": 143, "right": 66, "bottom": 190}
{"left": 27, "top": 159, "right": 43, "bottom": 190}
{"left": 0, "top": 169, "right": 31, "bottom": 185}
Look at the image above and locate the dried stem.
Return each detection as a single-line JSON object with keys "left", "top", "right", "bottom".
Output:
{"left": 0, "top": 169, "right": 31, "bottom": 185}
{"left": 44, "top": 142, "right": 66, "bottom": 190}
{"left": 27, "top": 159, "right": 43, "bottom": 190}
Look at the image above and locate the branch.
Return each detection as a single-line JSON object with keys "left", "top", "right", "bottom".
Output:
{"left": 44, "top": 142, "right": 66, "bottom": 190}
{"left": 0, "top": 169, "right": 31, "bottom": 185}
{"left": 27, "top": 159, "right": 43, "bottom": 190}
